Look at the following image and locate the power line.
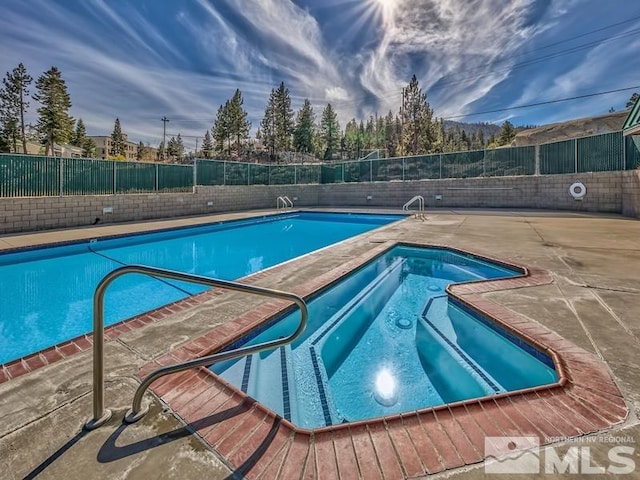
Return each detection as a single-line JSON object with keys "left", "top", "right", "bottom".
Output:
{"left": 443, "top": 85, "right": 640, "bottom": 120}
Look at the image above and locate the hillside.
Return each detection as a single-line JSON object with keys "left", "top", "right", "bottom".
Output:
{"left": 444, "top": 120, "right": 501, "bottom": 138}
{"left": 513, "top": 110, "right": 628, "bottom": 146}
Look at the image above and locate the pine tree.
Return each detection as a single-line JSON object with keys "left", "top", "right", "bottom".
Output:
{"left": 136, "top": 141, "right": 145, "bottom": 161}
{"left": 0, "top": 63, "right": 32, "bottom": 153}
{"left": 400, "top": 75, "right": 436, "bottom": 155}
{"left": 320, "top": 103, "right": 340, "bottom": 160}
{"left": 293, "top": 99, "right": 315, "bottom": 154}
{"left": 82, "top": 137, "right": 96, "bottom": 158}
{"left": 274, "top": 82, "right": 294, "bottom": 155}
{"left": 175, "top": 134, "right": 184, "bottom": 160}
{"left": 260, "top": 89, "right": 277, "bottom": 161}
{"left": 33, "top": 67, "right": 74, "bottom": 156}
{"left": 157, "top": 141, "right": 165, "bottom": 161}
{"left": 71, "top": 118, "right": 95, "bottom": 157}
{"left": 228, "top": 89, "right": 250, "bottom": 156}
{"left": 109, "top": 118, "right": 126, "bottom": 157}
{"left": 201, "top": 130, "right": 213, "bottom": 158}
{"left": 71, "top": 118, "right": 87, "bottom": 146}
{"left": 212, "top": 104, "right": 228, "bottom": 154}
{"left": 498, "top": 121, "right": 516, "bottom": 145}
{"left": 166, "top": 134, "right": 184, "bottom": 161}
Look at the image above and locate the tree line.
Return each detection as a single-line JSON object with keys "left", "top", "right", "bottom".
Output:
{"left": 203, "top": 75, "right": 524, "bottom": 162}
{"left": 3, "top": 62, "right": 636, "bottom": 163}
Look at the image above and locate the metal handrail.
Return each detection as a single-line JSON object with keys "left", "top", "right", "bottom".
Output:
{"left": 276, "top": 195, "right": 294, "bottom": 209}
{"left": 402, "top": 195, "right": 424, "bottom": 211}
{"left": 402, "top": 195, "right": 426, "bottom": 220}
{"left": 84, "top": 264, "right": 308, "bottom": 430}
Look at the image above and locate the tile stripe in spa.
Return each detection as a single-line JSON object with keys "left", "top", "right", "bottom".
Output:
{"left": 309, "top": 346, "right": 333, "bottom": 427}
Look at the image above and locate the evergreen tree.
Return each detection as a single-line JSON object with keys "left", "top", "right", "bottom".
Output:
{"left": 260, "top": 89, "right": 278, "bottom": 161}
{"left": 157, "top": 141, "right": 165, "bottom": 161}
{"left": 320, "top": 103, "right": 340, "bottom": 160}
{"left": 201, "top": 130, "right": 213, "bottom": 158}
{"left": 167, "top": 134, "right": 184, "bottom": 160}
{"left": 71, "top": 118, "right": 87, "bottom": 146}
{"left": 384, "top": 111, "right": 398, "bottom": 158}
{"left": 0, "top": 63, "right": 32, "bottom": 153}
{"left": 136, "top": 141, "right": 145, "bottom": 161}
{"left": 211, "top": 104, "right": 228, "bottom": 154}
{"left": 293, "top": 99, "right": 315, "bottom": 154}
{"left": 175, "top": 134, "right": 184, "bottom": 159}
{"left": 109, "top": 118, "right": 126, "bottom": 157}
{"left": 71, "top": 118, "right": 95, "bottom": 157}
{"left": 498, "top": 120, "right": 516, "bottom": 145}
{"left": 33, "top": 67, "right": 74, "bottom": 155}
{"left": 400, "top": 75, "right": 436, "bottom": 155}
{"left": 344, "top": 119, "right": 358, "bottom": 159}
{"left": 82, "top": 137, "right": 96, "bottom": 158}
{"left": 274, "top": 82, "right": 294, "bottom": 155}
{"left": 228, "top": 89, "right": 250, "bottom": 156}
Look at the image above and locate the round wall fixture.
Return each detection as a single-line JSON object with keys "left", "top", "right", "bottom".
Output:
{"left": 569, "top": 181, "right": 586, "bottom": 199}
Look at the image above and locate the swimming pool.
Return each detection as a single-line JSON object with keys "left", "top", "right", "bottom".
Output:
{"left": 0, "top": 212, "right": 401, "bottom": 365}
{"left": 212, "top": 245, "right": 558, "bottom": 428}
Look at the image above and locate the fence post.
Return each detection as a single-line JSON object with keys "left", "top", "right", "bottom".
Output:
{"left": 223, "top": 161, "right": 227, "bottom": 186}
{"left": 483, "top": 150, "right": 486, "bottom": 177}
{"left": 574, "top": 138, "right": 578, "bottom": 173}
{"left": 268, "top": 165, "right": 271, "bottom": 185}
{"left": 534, "top": 145, "right": 540, "bottom": 175}
{"left": 59, "top": 157, "right": 64, "bottom": 196}
{"left": 439, "top": 154, "right": 443, "bottom": 179}
{"left": 193, "top": 159, "right": 197, "bottom": 193}
{"left": 622, "top": 135, "right": 627, "bottom": 170}
{"left": 402, "top": 158, "right": 405, "bottom": 181}
{"left": 370, "top": 159, "right": 373, "bottom": 182}
{"left": 113, "top": 162, "right": 117, "bottom": 194}
{"left": 155, "top": 163, "right": 159, "bottom": 191}
{"left": 294, "top": 164, "right": 297, "bottom": 185}
{"left": 341, "top": 163, "right": 345, "bottom": 183}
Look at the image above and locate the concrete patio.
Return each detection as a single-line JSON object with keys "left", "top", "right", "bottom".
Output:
{"left": 1, "top": 208, "right": 639, "bottom": 479}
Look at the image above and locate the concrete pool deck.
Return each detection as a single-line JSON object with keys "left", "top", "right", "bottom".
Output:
{"left": 1, "top": 208, "right": 639, "bottom": 479}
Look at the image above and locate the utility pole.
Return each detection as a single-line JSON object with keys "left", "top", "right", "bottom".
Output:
{"left": 400, "top": 87, "right": 405, "bottom": 156}
{"left": 161, "top": 116, "right": 169, "bottom": 161}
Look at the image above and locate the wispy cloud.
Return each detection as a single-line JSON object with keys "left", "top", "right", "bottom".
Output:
{"left": 0, "top": 0, "right": 637, "bottom": 148}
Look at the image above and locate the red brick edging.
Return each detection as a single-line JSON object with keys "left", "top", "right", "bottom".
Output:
{"left": 136, "top": 242, "right": 627, "bottom": 479}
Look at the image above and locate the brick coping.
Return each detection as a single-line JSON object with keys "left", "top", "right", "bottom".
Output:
{"left": 133, "top": 242, "right": 627, "bottom": 479}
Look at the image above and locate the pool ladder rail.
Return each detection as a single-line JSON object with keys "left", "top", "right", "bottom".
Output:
{"left": 403, "top": 195, "right": 426, "bottom": 220}
{"left": 276, "top": 195, "right": 294, "bottom": 210}
{"left": 84, "top": 264, "right": 308, "bottom": 430}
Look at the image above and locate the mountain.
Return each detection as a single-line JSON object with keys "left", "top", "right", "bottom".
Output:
{"left": 443, "top": 120, "right": 501, "bottom": 138}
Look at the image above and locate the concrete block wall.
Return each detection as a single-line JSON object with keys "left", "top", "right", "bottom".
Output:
{"left": 622, "top": 170, "right": 640, "bottom": 218}
{"left": 314, "top": 172, "right": 623, "bottom": 213}
{"left": 0, "top": 171, "right": 635, "bottom": 234}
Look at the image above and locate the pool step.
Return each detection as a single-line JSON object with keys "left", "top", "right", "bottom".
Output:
{"left": 214, "top": 347, "right": 293, "bottom": 421}
{"left": 421, "top": 296, "right": 504, "bottom": 396}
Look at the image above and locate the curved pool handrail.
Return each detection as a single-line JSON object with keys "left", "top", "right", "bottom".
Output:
{"left": 84, "top": 264, "right": 308, "bottom": 430}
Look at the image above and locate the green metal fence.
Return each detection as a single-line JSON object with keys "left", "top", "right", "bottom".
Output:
{"left": 1, "top": 130, "right": 638, "bottom": 197}
{"left": 0, "top": 155, "right": 193, "bottom": 197}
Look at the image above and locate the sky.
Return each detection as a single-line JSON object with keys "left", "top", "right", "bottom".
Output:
{"left": 1, "top": 0, "right": 639, "bottom": 151}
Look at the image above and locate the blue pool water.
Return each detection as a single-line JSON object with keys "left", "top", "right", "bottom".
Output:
{"left": 212, "top": 246, "right": 558, "bottom": 428}
{"left": 0, "top": 212, "right": 401, "bottom": 364}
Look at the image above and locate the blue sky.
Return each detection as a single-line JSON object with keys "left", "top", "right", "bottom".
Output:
{"left": 1, "top": 0, "right": 639, "bottom": 150}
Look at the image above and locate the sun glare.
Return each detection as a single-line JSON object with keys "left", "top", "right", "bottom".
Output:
{"left": 369, "top": 0, "right": 397, "bottom": 25}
